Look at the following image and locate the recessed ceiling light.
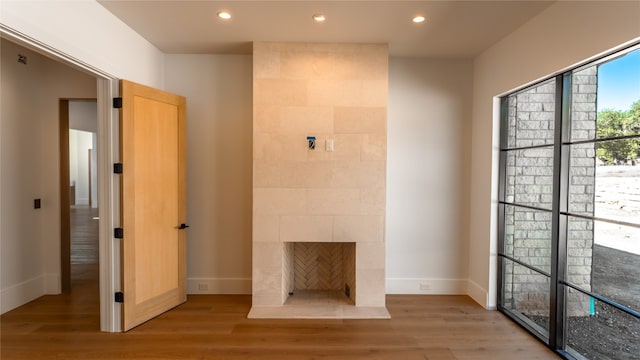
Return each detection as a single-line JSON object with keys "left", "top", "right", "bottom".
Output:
{"left": 217, "top": 11, "right": 231, "bottom": 20}
{"left": 412, "top": 15, "right": 426, "bottom": 23}
{"left": 312, "top": 14, "right": 326, "bottom": 22}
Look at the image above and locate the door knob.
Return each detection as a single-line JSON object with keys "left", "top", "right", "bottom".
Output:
{"left": 178, "top": 223, "right": 190, "bottom": 230}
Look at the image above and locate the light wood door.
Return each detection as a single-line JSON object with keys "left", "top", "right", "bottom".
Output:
{"left": 120, "top": 80, "right": 187, "bottom": 331}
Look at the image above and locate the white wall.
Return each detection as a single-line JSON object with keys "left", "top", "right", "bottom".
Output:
{"left": 69, "top": 100, "right": 97, "bottom": 132}
{"left": 69, "top": 100, "right": 98, "bottom": 207}
{"left": 163, "top": 54, "right": 474, "bottom": 296}
{"left": 0, "top": 0, "right": 165, "bottom": 88}
{"left": 8, "top": 0, "right": 635, "bottom": 312}
{"left": 0, "top": 0, "right": 479, "bottom": 309}
{"left": 164, "top": 55, "right": 254, "bottom": 294}
{"left": 1, "top": 39, "right": 97, "bottom": 313}
{"left": 469, "top": 1, "right": 640, "bottom": 308}
{"left": 69, "top": 130, "right": 93, "bottom": 205}
{"left": 387, "top": 58, "right": 472, "bottom": 294}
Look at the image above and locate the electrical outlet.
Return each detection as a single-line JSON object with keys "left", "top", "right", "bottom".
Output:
{"left": 198, "top": 283, "right": 209, "bottom": 291}
{"left": 420, "top": 283, "right": 431, "bottom": 291}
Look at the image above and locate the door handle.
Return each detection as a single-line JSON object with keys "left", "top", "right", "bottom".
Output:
{"left": 178, "top": 223, "right": 190, "bottom": 230}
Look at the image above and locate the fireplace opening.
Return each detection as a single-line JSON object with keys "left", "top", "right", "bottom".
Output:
{"left": 283, "top": 242, "right": 355, "bottom": 306}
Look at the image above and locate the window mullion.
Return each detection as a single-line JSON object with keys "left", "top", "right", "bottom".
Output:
{"left": 497, "top": 98, "right": 509, "bottom": 309}
{"left": 550, "top": 72, "right": 571, "bottom": 351}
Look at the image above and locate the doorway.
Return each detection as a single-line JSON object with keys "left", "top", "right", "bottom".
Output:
{"left": 2, "top": 30, "right": 184, "bottom": 332}
{"left": 60, "top": 99, "right": 99, "bottom": 293}
{"left": 0, "top": 32, "right": 121, "bottom": 331}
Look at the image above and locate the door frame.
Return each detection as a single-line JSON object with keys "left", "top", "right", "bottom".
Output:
{"left": 1, "top": 26, "right": 122, "bottom": 332}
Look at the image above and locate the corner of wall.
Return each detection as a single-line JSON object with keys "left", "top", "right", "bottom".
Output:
{"left": 44, "top": 273, "right": 61, "bottom": 294}
{"left": 467, "top": 278, "right": 494, "bottom": 310}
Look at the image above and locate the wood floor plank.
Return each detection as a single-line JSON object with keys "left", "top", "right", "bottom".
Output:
{"left": 70, "top": 206, "right": 99, "bottom": 265}
{"left": 0, "top": 209, "right": 558, "bottom": 359}
{"left": 1, "top": 291, "right": 559, "bottom": 359}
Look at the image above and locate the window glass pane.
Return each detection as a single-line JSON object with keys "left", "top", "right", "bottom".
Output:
{"left": 567, "top": 216, "right": 640, "bottom": 312}
{"left": 596, "top": 138, "right": 640, "bottom": 167}
{"left": 505, "top": 147, "right": 554, "bottom": 209}
{"left": 568, "top": 143, "right": 596, "bottom": 216}
{"left": 594, "top": 157, "right": 640, "bottom": 225}
{"left": 504, "top": 205, "right": 551, "bottom": 274}
{"left": 500, "top": 46, "right": 640, "bottom": 360}
{"left": 566, "top": 215, "right": 595, "bottom": 297}
{"left": 571, "top": 48, "right": 640, "bottom": 142}
{"left": 570, "top": 66, "right": 598, "bottom": 142}
{"left": 506, "top": 79, "right": 556, "bottom": 148}
{"left": 596, "top": 110, "right": 640, "bottom": 141}
{"left": 565, "top": 289, "right": 640, "bottom": 360}
{"left": 501, "top": 258, "right": 550, "bottom": 340}
{"left": 569, "top": 141, "right": 640, "bottom": 225}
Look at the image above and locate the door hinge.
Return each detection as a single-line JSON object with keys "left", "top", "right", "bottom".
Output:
{"left": 113, "top": 163, "right": 123, "bottom": 174}
{"left": 113, "top": 97, "right": 123, "bottom": 109}
{"left": 114, "top": 228, "right": 124, "bottom": 239}
{"left": 115, "top": 292, "right": 124, "bottom": 303}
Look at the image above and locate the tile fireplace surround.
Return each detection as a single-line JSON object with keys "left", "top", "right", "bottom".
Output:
{"left": 248, "top": 42, "right": 390, "bottom": 319}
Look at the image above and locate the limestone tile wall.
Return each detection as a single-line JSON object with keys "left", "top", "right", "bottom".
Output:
{"left": 252, "top": 42, "right": 388, "bottom": 308}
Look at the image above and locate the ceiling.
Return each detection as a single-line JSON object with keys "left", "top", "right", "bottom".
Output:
{"left": 98, "top": 0, "right": 555, "bottom": 58}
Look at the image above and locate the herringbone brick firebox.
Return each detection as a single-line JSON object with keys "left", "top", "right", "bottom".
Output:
{"left": 283, "top": 242, "right": 356, "bottom": 305}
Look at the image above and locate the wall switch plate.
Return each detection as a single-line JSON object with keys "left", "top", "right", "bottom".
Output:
{"left": 198, "top": 283, "right": 209, "bottom": 291}
{"left": 326, "top": 139, "right": 334, "bottom": 152}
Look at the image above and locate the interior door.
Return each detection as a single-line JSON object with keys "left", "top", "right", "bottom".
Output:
{"left": 120, "top": 80, "right": 187, "bottom": 331}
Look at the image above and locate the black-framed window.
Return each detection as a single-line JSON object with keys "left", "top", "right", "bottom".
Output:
{"left": 498, "top": 45, "right": 640, "bottom": 360}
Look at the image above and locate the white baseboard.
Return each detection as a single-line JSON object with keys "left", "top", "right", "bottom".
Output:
{"left": 385, "top": 278, "right": 468, "bottom": 295}
{"left": 187, "top": 277, "right": 251, "bottom": 294}
{"left": 186, "top": 277, "right": 495, "bottom": 309}
{"left": 1, "top": 275, "right": 45, "bottom": 314}
{"left": 467, "top": 279, "right": 495, "bottom": 309}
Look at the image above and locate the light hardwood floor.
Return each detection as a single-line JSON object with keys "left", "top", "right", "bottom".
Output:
{"left": 70, "top": 206, "right": 99, "bottom": 265}
{"left": 1, "top": 208, "right": 558, "bottom": 359}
